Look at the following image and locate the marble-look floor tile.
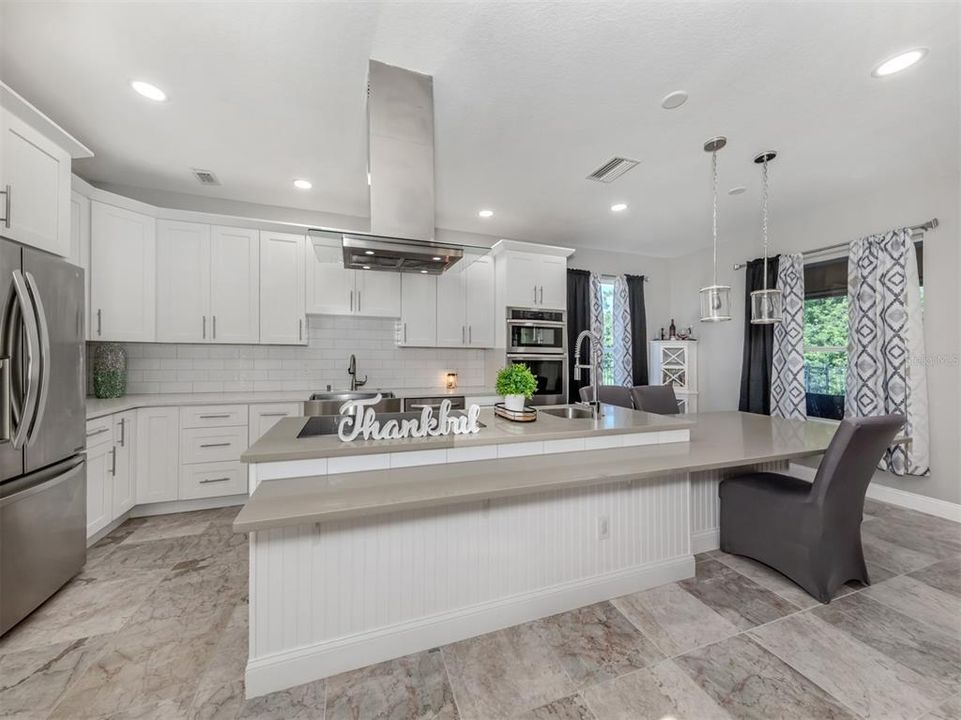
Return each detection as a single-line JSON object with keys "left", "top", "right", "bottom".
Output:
{"left": 923, "top": 694, "right": 961, "bottom": 720}
{"left": 236, "top": 678, "right": 326, "bottom": 719}
{"left": 532, "top": 602, "right": 663, "bottom": 687}
{"left": 325, "top": 647, "right": 454, "bottom": 719}
{"left": 100, "top": 696, "right": 193, "bottom": 720}
{"left": 910, "top": 557, "right": 961, "bottom": 598}
{"left": 750, "top": 611, "right": 951, "bottom": 719}
{"left": 814, "top": 592, "right": 961, "bottom": 690}
{"left": 189, "top": 604, "right": 249, "bottom": 720}
{"left": 130, "top": 558, "right": 246, "bottom": 625}
{"left": 863, "top": 574, "right": 961, "bottom": 637}
{"left": 674, "top": 634, "right": 856, "bottom": 720}
{"left": 861, "top": 530, "right": 941, "bottom": 574}
{"left": 612, "top": 581, "right": 739, "bottom": 656}
{"left": 677, "top": 558, "right": 799, "bottom": 631}
{"left": 515, "top": 694, "right": 595, "bottom": 719}
{"left": 580, "top": 660, "right": 731, "bottom": 720}
{"left": 121, "top": 511, "right": 213, "bottom": 544}
{"left": 0, "top": 570, "right": 165, "bottom": 655}
{"left": 0, "top": 634, "right": 109, "bottom": 719}
{"left": 442, "top": 623, "right": 574, "bottom": 720}
{"left": 78, "top": 535, "right": 208, "bottom": 580}
{"left": 862, "top": 514, "right": 961, "bottom": 561}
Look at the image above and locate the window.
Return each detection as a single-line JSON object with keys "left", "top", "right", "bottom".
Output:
{"left": 803, "top": 242, "right": 923, "bottom": 420}
{"left": 599, "top": 277, "right": 616, "bottom": 385}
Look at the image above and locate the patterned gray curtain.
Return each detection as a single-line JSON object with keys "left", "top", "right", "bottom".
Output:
{"left": 770, "top": 253, "right": 807, "bottom": 419}
{"left": 846, "top": 229, "right": 929, "bottom": 475}
{"left": 589, "top": 274, "right": 633, "bottom": 386}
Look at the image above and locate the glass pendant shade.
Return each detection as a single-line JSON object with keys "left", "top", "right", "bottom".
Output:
{"left": 750, "top": 287, "right": 782, "bottom": 324}
{"left": 699, "top": 284, "right": 732, "bottom": 322}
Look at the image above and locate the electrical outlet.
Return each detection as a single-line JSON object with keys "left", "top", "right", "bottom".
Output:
{"left": 597, "top": 515, "right": 610, "bottom": 540}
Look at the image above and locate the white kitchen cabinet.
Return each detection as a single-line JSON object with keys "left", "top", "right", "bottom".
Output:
{"left": 135, "top": 407, "right": 180, "bottom": 504}
{"left": 210, "top": 225, "right": 259, "bottom": 343}
{"left": 112, "top": 411, "right": 136, "bottom": 517}
{"left": 69, "top": 191, "right": 91, "bottom": 340}
{"left": 260, "top": 232, "right": 306, "bottom": 344}
{"left": 179, "top": 461, "right": 247, "bottom": 500}
{"left": 537, "top": 255, "right": 567, "bottom": 308}
{"left": 0, "top": 107, "right": 71, "bottom": 256}
{"left": 436, "top": 267, "right": 467, "bottom": 346}
{"left": 85, "top": 441, "right": 113, "bottom": 538}
{"left": 90, "top": 201, "right": 156, "bottom": 342}
{"left": 306, "top": 237, "right": 401, "bottom": 317}
{"left": 156, "top": 220, "right": 210, "bottom": 342}
{"left": 436, "top": 256, "right": 495, "bottom": 348}
{"left": 398, "top": 273, "right": 436, "bottom": 346}
{"left": 249, "top": 402, "right": 302, "bottom": 446}
{"left": 497, "top": 251, "right": 567, "bottom": 309}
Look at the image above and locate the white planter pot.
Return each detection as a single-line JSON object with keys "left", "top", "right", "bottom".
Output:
{"left": 504, "top": 394, "right": 526, "bottom": 411}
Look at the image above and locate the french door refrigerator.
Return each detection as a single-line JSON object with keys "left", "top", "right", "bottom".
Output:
{"left": 0, "top": 237, "right": 86, "bottom": 636}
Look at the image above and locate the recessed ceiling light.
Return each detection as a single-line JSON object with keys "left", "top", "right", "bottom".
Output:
{"left": 293, "top": 179, "right": 312, "bottom": 190}
{"left": 872, "top": 48, "right": 927, "bottom": 77}
{"left": 130, "top": 80, "right": 167, "bottom": 102}
{"left": 610, "top": 203, "right": 628, "bottom": 212}
{"left": 420, "top": 269, "right": 429, "bottom": 274}
{"left": 432, "top": 256, "right": 442, "bottom": 261}
{"left": 362, "top": 265, "right": 371, "bottom": 270}
{"left": 661, "top": 90, "right": 688, "bottom": 109}
{"left": 364, "top": 250, "right": 375, "bottom": 255}
{"left": 728, "top": 186, "right": 747, "bottom": 195}
{"left": 478, "top": 209, "right": 494, "bottom": 218}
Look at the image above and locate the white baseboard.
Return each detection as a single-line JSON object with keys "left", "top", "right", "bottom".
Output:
{"left": 787, "top": 462, "right": 961, "bottom": 523}
{"left": 130, "top": 494, "right": 247, "bottom": 518}
{"left": 692, "top": 529, "right": 720, "bottom": 554}
{"left": 245, "top": 555, "right": 694, "bottom": 698}
{"left": 86, "top": 513, "right": 131, "bottom": 547}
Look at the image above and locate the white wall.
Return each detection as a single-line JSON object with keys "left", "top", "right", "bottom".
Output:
{"left": 667, "top": 172, "right": 960, "bottom": 505}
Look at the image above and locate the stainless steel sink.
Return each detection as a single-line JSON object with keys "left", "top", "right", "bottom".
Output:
{"left": 304, "top": 390, "right": 401, "bottom": 416}
{"left": 540, "top": 405, "right": 597, "bottom": 420}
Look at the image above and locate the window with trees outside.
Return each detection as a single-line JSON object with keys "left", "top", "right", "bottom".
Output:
{"left": 598, "top": 277, "right": 616, "bottom": 385}
{"left": 803, "top": 243, "right": 922, "bottom": 420}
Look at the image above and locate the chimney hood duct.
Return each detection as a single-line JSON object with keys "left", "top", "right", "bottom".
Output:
{"left": 342, "top": 59, "right": 460, "bottom": 274}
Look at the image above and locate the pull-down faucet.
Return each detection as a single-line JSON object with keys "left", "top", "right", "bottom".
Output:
{"left": 347, "top": 354, "right": 367, "bottom": 391}
{"left": 573, "top": 329, "right": 601, "bottom": 420}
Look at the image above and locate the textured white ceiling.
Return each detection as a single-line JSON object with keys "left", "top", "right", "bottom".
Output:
{"left": 1, "top": 1, "right": 957, "bottom": 257}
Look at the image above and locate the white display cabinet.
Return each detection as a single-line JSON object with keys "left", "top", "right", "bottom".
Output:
{"left": 648, "top": 340, "right": 698, "bottom": 413}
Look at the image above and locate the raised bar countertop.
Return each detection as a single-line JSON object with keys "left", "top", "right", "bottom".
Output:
{"left": 233, "top": 412, "right": 838, "bottom": 532}
{"left": 240, "top": 405, "right": 693, "bottom": 463}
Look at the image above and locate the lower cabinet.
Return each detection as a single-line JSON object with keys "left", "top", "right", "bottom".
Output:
{"left": 180, "top": 461, "right": 246, "bottom": 500}
{"left": 249, "top": 402, "right": 302, "bottom": 445}
{"left": 135, "top": 406, "right": 181, "bottom": 504}
{"left": 85, "top": 435, "right": 113, "bottom": 538}
{"left": 112, "top": 411, "right": 136, "bottom": 517}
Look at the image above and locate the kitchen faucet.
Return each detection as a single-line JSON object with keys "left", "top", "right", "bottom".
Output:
{"left": 572, "top": 329, "right": 601, "bottom": 420}
{"left": 347, "top": 354, "right": 367, "bottom": 391}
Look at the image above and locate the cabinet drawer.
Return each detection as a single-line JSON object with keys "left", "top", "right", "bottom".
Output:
{"left": 181, "top": 404, "right": 248, "bottom": 429}
{"left": 181, "top": 426, "right": 248, "bottom": 464}
{"left": 85, "top": 418, "right": 115, "bottom": 449}
{"left": 179, "top": 461, "right": 246, "bottom": 500}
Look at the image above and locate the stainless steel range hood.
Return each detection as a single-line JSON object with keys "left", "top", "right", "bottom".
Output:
{"left": 342, "top": 234, "right": 462, "bottom": 274}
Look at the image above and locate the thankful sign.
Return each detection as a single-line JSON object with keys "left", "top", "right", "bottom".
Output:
{"left": 337, "top": 394, "right": 482, "bottom": 442}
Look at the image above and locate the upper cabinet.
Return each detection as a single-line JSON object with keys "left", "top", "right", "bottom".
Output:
{"left": 156, "top": 221, "right": 259, "bottom": 343}
{"left": 398, "top": 272, "right": 436, "bottom": 347}
{"left": 306, "top": 237, "right": 400, "bottom": 317}
{"left": 436, "top": 255, "right": 494, "bottom": 348}
{"left": 0, "top": 107, "right": 72, "bottom": 256}
{"left": 260, "top": 231, "right": 306, "bottom": 345}
{"left": 90, "top": 201, "right": 156, "bottom": 342}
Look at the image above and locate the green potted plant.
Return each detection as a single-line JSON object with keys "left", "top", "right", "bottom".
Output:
{"left": 496, "top": 363, "right": 538, "bottom": 412}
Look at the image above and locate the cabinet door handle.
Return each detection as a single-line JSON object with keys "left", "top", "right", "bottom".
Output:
{"left": 0, "top": 185, "right": 10, "bottom": 228}
{"left": 539, "top": 286, "right": 544, "bottom": 304}
{"left": 299, "top": 318, "right": 303, "bottom": 342}
{"left": 86, "top": 426, "right": 110, "bottom": 438}
{"left": 403, "top": 322, "right": 408, "bottom": 343}
{"left": 259, "top": 412, "right": 288, "bottom": 417}
{"left": 469, "top": 325, "right": 472, "bottom": 344}
{"left": 461, "top": 325, "right": 465, "bottom": 343}
{"left": 533, "top": 285, "right": 538, "bottom": 304}
{"left": 199, "top": 476, "right": 231, "bottom": 484}
{"left": 200, "top": 442, "right": 231, "bottom": 448}
{"left": 199, "top": 413, "right": 231, "bottom": 419}
{"left": 357, "top": 291, "right": 362, "bottom": 313}
{"left": 202, "top": 316, "right": 206, "bottom": 339}
{"left": 212, "top": 315, "right": 217, "bottom": 340}
{"left": 350, "top": 290, "right": 354, "bottom": 312}
{"left": 109, "top": 446, "right": 117, "bottom": 476}
{"left": 119, "top": 418, "right": 126, "bottom": 447}
{"left": 97, "top": 309, "right": 102, "bottom": 337}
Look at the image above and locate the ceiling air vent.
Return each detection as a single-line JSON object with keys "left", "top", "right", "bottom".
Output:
{"left": 586, "top": 157, "right": 639, "bottom": 183}
{"left": 191, "top": 168, "right": 221, "bottom": 186}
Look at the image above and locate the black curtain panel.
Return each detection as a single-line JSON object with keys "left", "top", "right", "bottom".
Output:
{"left": 625, "top": 274, "right": 648, "bottom": 385}
{"left": 738, "top": 255, "right": 780, "bottom": 415}
{"left": 567, "top": 268, "right": 592, "bottom": 402}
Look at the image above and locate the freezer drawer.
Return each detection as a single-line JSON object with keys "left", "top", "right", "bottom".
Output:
{"left": 0, "top": 456, "right": 85, "bottom": 636}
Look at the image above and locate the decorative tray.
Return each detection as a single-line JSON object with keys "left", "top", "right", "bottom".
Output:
{"left": 494, "top": 403, "right": 538, "bottom": 423}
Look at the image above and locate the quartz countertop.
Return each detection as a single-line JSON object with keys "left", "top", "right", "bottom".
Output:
{"left": 85, "top": 386, "right": 500, "bottom": 420}
{"left": 240, "top": 404, "right": 693, "bottom": 463}
{"left": 233, "top": 411, "right": 838, "bottom": 532}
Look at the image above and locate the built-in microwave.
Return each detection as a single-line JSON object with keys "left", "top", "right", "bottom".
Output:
{"left": 506, "top": 307, "right": 566, "bottom": 355}
{"left": 505, "top": 354, "right": 568, "bottom": 406}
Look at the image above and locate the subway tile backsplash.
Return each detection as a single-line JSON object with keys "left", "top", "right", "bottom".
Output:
{"left": 88, "top": 316, "right": 495, "bottom": 395}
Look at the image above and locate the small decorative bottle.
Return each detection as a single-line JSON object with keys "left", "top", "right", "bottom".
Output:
{"left": 93, "top": 343, "right": 128, "bottom": 399}
{"left": 659, "top": 327, "right": 665, "bottom": 340}
{"left": 669, "top": 319, "right": 677, "bottom": 340}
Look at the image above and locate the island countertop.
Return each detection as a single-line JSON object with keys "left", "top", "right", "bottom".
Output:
{"left": 234, "top": 411, "right": 839, "bottom": 532}
{"left": 240, "top": 404, "right": 694, "bottom": 463}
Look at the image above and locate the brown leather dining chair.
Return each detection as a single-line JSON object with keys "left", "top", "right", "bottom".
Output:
{"left": 719, "top": 414, "right": 905, "bottom": 603}
{"left": 578, "top": 385, "right": 634, "bottom": 409}
{"left": 630, "top": 385, "right": 681, "bottom": 415}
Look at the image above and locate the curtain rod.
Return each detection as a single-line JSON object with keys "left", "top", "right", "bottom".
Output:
{"left": 732, "top": 217, "right": 938, "bottom": 270}
{"left": 570, "top": 269, "right": 650, "bottom": 282}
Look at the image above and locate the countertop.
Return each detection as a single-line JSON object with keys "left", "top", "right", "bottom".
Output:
{"left": 85, "top": 386, "right": 500, "bottom": 420}
{"left": 240, "top": 405, "right": 693, "bottom": 463}
{"left": 233, "top": 411, "right": 838, "bottom": 532}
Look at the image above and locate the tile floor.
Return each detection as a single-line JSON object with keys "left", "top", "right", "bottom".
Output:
{"left": 1, "top": 498, "right": 959, "bottom": 719}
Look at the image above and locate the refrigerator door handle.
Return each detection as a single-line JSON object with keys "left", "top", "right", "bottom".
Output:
{"left": 23, "top": 272, "right": 50, "bottom": 444}
{"left": 0, "top": 358, "right": 10, "bottom": 443}
{"left": 10, "top": 270, "right": 40, "bottom": 450}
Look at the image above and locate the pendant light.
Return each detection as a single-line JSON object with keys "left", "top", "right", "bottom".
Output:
{"left": 699, "top": 136, "right": 732, "bottom": 322}
{"left": 750, "top": 150, "right": 783, "bottom": 325}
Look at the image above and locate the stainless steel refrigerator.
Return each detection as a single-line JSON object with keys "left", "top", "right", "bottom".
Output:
{"left": 0, "top": 237, "right": 86, "bottom": 636}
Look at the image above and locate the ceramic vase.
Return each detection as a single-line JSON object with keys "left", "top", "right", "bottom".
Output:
{"left": 93, "top": 343, "right": 127, "bottom": 399}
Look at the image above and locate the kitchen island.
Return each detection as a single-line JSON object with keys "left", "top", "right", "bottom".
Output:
{"left": 234, "top": 408, "right": 838, "bottom": 697}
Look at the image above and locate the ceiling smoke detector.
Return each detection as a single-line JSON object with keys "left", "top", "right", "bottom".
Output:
{"left": 191, "top": 168, "right": 221, "bottom": 186}
{"left": 586, "top": 157, "right": 640, "bottom": 184}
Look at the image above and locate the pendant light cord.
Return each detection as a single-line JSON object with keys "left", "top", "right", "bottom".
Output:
{"left": 761, "top": 157, "right": 769, "bottom": 290}
{"left": 712, "top": 148, "right": 718, "bottom": 287}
